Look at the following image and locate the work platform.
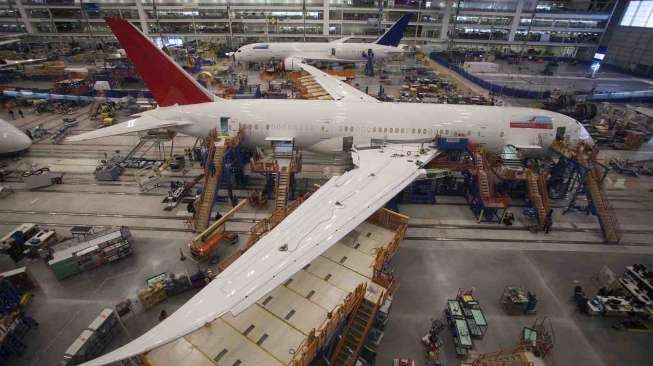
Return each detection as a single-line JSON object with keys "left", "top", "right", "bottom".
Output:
{"left": 194, "top": 129, "right": 244, "bottom": 232}
{"left": 143, "top": 209, "right": 404, "bottom": 366}
{"left": 250, "top": 138, "right": 302, "bottom": 211}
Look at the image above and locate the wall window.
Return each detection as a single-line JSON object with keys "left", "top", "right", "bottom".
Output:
{"left": 620, "top": 1, "right": 653, "bottom": 28}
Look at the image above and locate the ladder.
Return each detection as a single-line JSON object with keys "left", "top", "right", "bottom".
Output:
{"left": 330, "top": 298, "right": 378, "bottom": 366}
{"left": 89, "top": 101, "right": 100, "bottom": 119}
{"left": 526, "top": 170, "right": 547, "bottom": 227}
{"left": 583, "top": 158, "right": 621, "bottom": 243}
{"left": 474, "top": 148, "right": 492, "bottom": 200}
{"left": 194, "top": 131, "right": 226, "bottom": 232}
{"left": 275, "top": 167, "right": 290, "bottom": 210}
{"left": 553, "top": 141, "right": 621, "bottom": 243}
{"left": 538, "top": 171, "right": 550, "bottom": 213}
{"left": 122, "top": 139, "right": 147, "bottom": 161}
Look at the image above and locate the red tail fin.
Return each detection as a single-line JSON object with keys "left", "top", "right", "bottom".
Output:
{"left": 104, "top": 17, "right": 213, "bottom": 107}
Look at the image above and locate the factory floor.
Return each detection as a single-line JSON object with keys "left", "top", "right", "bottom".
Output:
{"left": 0, "top": 79, "right": 652, "bottom": 366}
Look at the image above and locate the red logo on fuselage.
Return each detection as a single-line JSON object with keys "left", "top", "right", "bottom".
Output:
{"left": 509, "top": 116, "right": 553, "bottom": 129}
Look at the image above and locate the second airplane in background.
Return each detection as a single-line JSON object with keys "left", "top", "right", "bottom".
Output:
{"left": 233, "top": 13, "right": 412, "bottom": 68}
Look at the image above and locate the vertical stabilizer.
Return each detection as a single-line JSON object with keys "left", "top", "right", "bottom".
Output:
{"left": 375, "top": 13, "right": 412, "bottom": 47}
{"left": 104, "top": 17, "right": 214, "bottom": 106}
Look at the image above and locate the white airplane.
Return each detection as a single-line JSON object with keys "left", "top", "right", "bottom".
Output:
{"left": 70, "top": 17, "right": 591, "bottom": 366}
{"left": 233, "top": 14, "right": 412, "bottom": 68}
{"left": 0, "top": 57, "right": 48, "bottom": 70}
{"left": 0, "top": 119, "right": 31, "bottom": 154}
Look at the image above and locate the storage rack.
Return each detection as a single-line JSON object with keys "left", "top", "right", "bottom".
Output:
{"left": 48, "top": 227, "right": 133, "bottom": 280}
{"left": 61, "top": 308, "right": 119, "bottom": 365}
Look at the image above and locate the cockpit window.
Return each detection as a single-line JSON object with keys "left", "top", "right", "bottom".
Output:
{"left": 237, "top": 49, "right": 242, "bottom": 52}
{"left": 253, "top": 44, "right": 270, "bottom": 49}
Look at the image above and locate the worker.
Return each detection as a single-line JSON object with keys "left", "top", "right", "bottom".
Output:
{"left": 18, "top": 109, "right": 24, "bottom": 119}
{"left": 8, "top": 109, "right": 14, "bottom": 120}
{"left": 179, "top": 248, "right": 186, "bottom": 261}
{"left": 544, "top": 209, "right": 554, "bottom": 234}
{"left": 209, "top": 162, "right": 216, "bottom": 176}
{"left": 18, "top": 310, "right": 39, "bottom": 328}
{"left": 159, "top": 309, "right": 168, "bottom": 321}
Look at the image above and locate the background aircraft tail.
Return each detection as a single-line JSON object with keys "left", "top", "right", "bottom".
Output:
{"left": 374, "top": 13, "right": 412, "bottom": 47}
{"left": 104, "top": 17, "right": 214, "bottom": 107}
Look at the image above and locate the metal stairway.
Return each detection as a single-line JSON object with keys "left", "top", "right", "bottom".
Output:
{"left": 470, "top": 145, "right": 508, "bottom": 209}
{"left": 275, "top": 167, "right": 290, "bottom": 210}
{"left": 526, "top": 170, "right": 547, "bottom": 227}
{"left": 330, "top": 298, "right": 378, "bottom": 366}
{"left": 194, "top": 130, "right": 225, "bottom": 232}
{"left": 89, "top": 101, "right": 100, "bottom": 119}
{"left": 583, "top": 157, "right": 621, "bottom": 243}
{"left": 551, "top": 141, "right": 621, "bottom": 243}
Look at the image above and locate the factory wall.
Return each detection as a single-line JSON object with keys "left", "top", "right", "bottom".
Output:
{"left": 602, "top": 0, "right": 653, "bottom": 76}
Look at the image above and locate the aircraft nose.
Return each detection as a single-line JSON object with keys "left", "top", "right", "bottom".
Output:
{"left": 579, "top": 124, "right": 594, "bottom": 146}
{"left": 17, "top": 131, "right": 32, "bottom": 150}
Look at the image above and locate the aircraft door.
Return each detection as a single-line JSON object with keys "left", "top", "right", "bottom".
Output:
{"left": 220, "top": 117, "right": 230, "bottom": 135}
{"left": 331, "top": 48, "right": 336, "bottom": 56}
{"left": 343, "top": 136, "right": 353, "bottom": 151}
{"left": 555, "top": 126, "right": 565, "bottom": 141}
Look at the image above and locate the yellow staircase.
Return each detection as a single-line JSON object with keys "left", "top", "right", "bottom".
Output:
{"left": 551, "top": 140, "right": 621, "bottom": 243}
{"left": 470, "top": 145, "right": 510, "bottom": 209}
{"left": 539, "top": 171, "right": 550, "bottom": 213}
{"left": 584, "top": 159, "right": 621, "bottom": 243}
{"left": 194, "top": 130, "right": 226, "bottom": 232}
{"left": 330, "top": 298, "right": 378, "bottom": 366}
{"left": 526, "top": 170, "right": 547, "bottom": 227}
{"left": 89, "top": 101, "right": 100, "bottom": 119}
{"left": 275, "top": 167, "right": 290, "bottom": 210}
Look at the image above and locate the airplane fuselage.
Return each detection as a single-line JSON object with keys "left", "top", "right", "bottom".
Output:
{"left": 160, "top": 99, "right": 588, "bottom": 155}
{"left": 234, "top": 42, "right": 404, "bottom": 64}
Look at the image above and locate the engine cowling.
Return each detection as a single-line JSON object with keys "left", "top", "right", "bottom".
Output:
{"left": 283, "top": 57, "right": 302, "bottom": 71}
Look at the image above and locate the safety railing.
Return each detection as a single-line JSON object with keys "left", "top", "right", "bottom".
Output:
{"left": 290, "top": 283, "right": 367, "bottom": 366}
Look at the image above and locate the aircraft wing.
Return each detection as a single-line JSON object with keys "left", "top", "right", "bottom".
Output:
{"left": 330, "top": 36, "right": 353, "bottom": 43}
{"left": 0, "top": 58, "right": 47, "bottom": 70}
{"left": 79, "top": 143, "right": 438, "bottom": 366}
{"left": 65, "top": 113, "right": 190, "bottom": 142}
{"left": 289, "top": 57, "right": 379, "bottom": 103}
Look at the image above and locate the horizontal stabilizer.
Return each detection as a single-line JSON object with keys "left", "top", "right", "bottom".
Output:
{"left": 66, "top": 114, "right": 189, "bottom": 142}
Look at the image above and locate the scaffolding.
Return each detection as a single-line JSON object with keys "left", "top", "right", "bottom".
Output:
{"left": 550, "top": 140, "right": 621, "bottom": 243}
{"left": 465, "top": 144, "right": 512, "bottom": 223}
{"left": 250, "top": 138, "right": 302, "bottom": 211}
{"left": 193, "top": 130, "right": 242, "bottom": 233}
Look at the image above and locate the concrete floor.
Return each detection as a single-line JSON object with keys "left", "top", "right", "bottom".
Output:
{"left": 1, "top": 65, "right": 653, "bottom": 366}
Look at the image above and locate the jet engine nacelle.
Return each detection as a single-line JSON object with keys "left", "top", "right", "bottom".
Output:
{"left": 307, "top": 136, "right": 353, "bottom": 154}
{"left": 283, "top": 57, "right": 302, "bottom": 72}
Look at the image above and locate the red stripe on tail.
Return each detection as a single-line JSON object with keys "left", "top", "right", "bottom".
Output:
{"left": 105, "top": 17, "right": 213, "bottom": 107}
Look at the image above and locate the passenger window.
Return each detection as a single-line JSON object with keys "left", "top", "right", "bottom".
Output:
{"left": 401, "top": 128, "right": 405, "bottom": 133}
{"left": 384, "top": 128, "right": 387, "bottom": 133}
{"left": 373, "top": 127, "right": 376, "bottom": 132}
{"left": 266, "top": 124, "right": 269, "bottom": 130}
{"left": 418, "top": 128, "right": 421, "bottom": 134}
{"left": 445, "top": 129, "right": 449, "bottom": 135}
{"left": 254, "top": 124, "right": 258, "bottom": 130}
{"left": 412, "top": 128, "right": 416, "bottom": 134}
